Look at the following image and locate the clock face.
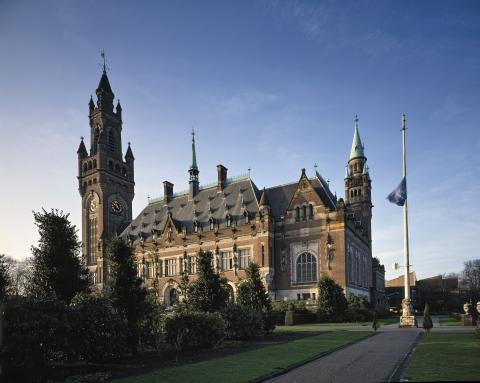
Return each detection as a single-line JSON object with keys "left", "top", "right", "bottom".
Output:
{"left": 111, "top": 200, "right": 123, "bottom": 214}
{"left": 89, "top": 200, "right": 97, "bottom": 213}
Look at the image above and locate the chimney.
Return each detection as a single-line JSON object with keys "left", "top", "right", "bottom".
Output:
{"left": 217, "top": 164, "right": 228, "bottom": 191}
{"left": 163, "top": 181, "right": 174, "bottom": 203}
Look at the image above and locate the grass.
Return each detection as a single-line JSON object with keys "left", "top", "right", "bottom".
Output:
{"left": 274, "top": 318, "right": 398, "bottom": 332}
{"left": 403, "top": 332, "right": 480, "bottom": 381}
{"left": 438, "top": 314, "right": 463, "bottom": 327}
{"left": 113, "top": 331, "right": 371, "bottom": 383}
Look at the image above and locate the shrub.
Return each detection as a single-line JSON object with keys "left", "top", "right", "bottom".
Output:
{"left": 221, "top": 304, "right": 264, "bottom": 340}
{"left": 69, "top": 292, "right": 127, "bottom": 361}
{"left": 164, "top": 310, "right": 225, "bottom": 351}
{"left": 344, "top": 293, "right": 373, "bottom": 322}
{"left": 138, "top": 292, "right": 166, "bottom": 351}
{"left": 1, "top": 296, "right": 69, "bottom": 381}
{"left": 317, "top": 275, "right": 347, "bottom": 322}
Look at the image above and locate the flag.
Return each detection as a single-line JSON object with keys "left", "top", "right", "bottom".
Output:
{"left": 387, "top": 177, "right": 407, "bottom": 206}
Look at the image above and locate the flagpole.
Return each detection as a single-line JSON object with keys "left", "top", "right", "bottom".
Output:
{"left": 402, "top": 114, "right": 410, "bottom": 301}
{"left": 400, "top": 113, "right": 416, "bottom": 327}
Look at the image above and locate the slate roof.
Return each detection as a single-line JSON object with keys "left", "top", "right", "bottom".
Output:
{"left": 121, "top": 172, "right": 337, "bottom": 245}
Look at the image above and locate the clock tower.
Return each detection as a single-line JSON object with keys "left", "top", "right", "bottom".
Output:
{"left": 77, "top": 65, "right": 135, "bottom": 287}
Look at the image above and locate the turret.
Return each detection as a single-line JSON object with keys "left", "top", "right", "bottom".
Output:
{"left": 96, "top": 70, "right": 114, "bottom": 113}
{"left": 259, "top": 187, "right": 270, "bottom": 216}
{"left": 125, "top": 142, "right": 135, "bottom": 180}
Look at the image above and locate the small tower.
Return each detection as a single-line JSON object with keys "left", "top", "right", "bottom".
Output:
{"left": 344, "top": 115, "right": 372, "bottom": 240}
{"left": 189, "top": 130, "right": 199, "bottom": 199}
{"left": 77, "top": 57, "right": 135, "bottom": 287}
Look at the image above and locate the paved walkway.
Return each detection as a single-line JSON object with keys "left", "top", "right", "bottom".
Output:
{"left": 265, "top": 327, "right": 422, "bottom": 383}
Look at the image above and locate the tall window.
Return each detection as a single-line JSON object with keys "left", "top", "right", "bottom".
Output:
{"left": 238, "top": 248, "right": 251, "bottom": 269}
{"left": 221, "top": 251, "right": 233, "bottom": 271}
{"left": 188, "top": 256, "right": 197, "bottom": 274}
{"left": 295, "top": 207, "right": 300, "bottom": 221}
{"left": 295, "top": 252, "right": 317, "bottom": 283}
{"left": 165, "top": 258, "right": 177, "bottom": 276}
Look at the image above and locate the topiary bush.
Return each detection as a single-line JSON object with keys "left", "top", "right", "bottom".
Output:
{"left": 164, "top": 310, "right": 225, "bottom": 351}
{"left": 68, "top": 292, "right": 127, "bottom": 361}
{"left": 221, "top": 304, "right": 264, "bottom": 340}
{"left": 284, "top": 303, "right": 294, "bottom": 326}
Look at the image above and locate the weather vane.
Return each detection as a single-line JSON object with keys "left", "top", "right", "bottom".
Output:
{"left": 100, "top": 49, "right": 109, "bottom": 72}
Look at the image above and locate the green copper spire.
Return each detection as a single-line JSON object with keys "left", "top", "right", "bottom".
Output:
{"left": 344, "top": 165, "right": 350, "bottom": 179}
{"left": 349, "top": 114, "right": 365, "bottom": 160}
{"left": 190, "top": 128, "right": 198, "bottom": 170}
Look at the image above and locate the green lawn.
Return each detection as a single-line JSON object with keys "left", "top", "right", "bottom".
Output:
{"left": 438, "top": 315, "right": 463, "bottom": 327}
{"left": 403, "top": 332, "right": 480, "bottom": 381}
{"left": 275, "top": 318, "right": 398, "bottom": 332}
{"left": 114, "top": 331, "right": 371, "bottom": 383}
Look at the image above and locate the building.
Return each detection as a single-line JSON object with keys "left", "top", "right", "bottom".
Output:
{"left": 385, "top": 272, "right": 417, "bottom": 311}
{"left": 77, "top": 69, "right": 381, "bottom": 305}
{"left": 371, "top": 257, "right": 386, "bottom": 309}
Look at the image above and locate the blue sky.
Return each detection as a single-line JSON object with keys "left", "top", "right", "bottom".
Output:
{"left": 0, "top": 0, "right": 479, "bottom": 280}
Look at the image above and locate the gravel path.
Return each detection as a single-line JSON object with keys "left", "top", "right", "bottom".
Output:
{"left": 265, "top": 329, "right": 421, "bottom": 383}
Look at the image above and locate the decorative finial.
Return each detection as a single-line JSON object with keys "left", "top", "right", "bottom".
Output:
{"left": 128, "top": 141, "right": 131, "bottom": 146}
{"left": 100, "top": 49, "right": 109, "bottom": 73}
{"left": 314, "top": 162, "right": 318, "bottom": 173}
{"left": 147, "top": 194, "right": 151, "bottom": 202}
{"left": 327, "top": 178, "right": 330, "bottom": 185}
{"left": 402, "top": 113, "right": 406, "bottom": 130}
{"left": 80, "top": 136, "right": 84, "bottom": 141}
{"left": 354, "top": 114, "right": 359, "bottom": 128}
{"left": 191, "top": 127, "right": 195, "bottom": 141}
{"left": 248, "top": 166, "right": 251, "bottom": 177}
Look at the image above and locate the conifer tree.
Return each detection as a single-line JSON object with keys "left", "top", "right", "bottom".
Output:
{"left": 237, "top": 262, "right": 271, "bottom": 311}
{"left": 188, "top": 250, "right": 229, "bottom": 312}
{"left": 422, "top": 303, "right": 433, "bottom": 333}
{"left": 317, "top": 274, "right": 347, "bottom": 322}
{"left": 26, "top": 209, "right": 89, "bottom": 303}
{"left": 105, "top": 236, "right": 147, "bottom": 354}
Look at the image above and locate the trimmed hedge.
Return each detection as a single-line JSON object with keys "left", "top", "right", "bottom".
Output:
{"left": 164, "top": 310, "right": 225, "bottom": 351}
{"left": 221, "top": 304, "right": 264, "bottom": 340}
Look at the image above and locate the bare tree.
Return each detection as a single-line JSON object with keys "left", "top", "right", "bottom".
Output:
{"left": 462, "top": 259, "right": 480, "bottom": 302}
{"left": 5, "top": 256, "right": 31, "bottom": 296}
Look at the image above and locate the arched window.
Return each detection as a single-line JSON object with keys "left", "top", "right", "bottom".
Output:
{"left": 295, "top": 207, "right": 300, "bottom": 221}
{"left": 83, "top": 163, "right": 88, "bottom": 172}
{"left": 193, "top": 220, "right": 198, "bottom": 233}
{"left": 302, "top": 205, "right": 307, "bottom": 220}
{"left": 88, "top": 161, "right": 93, "bottom": 170}
{"left": 115, "top": 163, "right": 120, "bottom": 172}
{"left": 309, "top": 204, "right": 314, "bottom": 219}
{"left": 296, "top": 252, "right": 317, "bottom": 283}
{"left": 108, "top": 129, "right": 115, "bottom": 152}
{"left": 358, "top": 189, "right": 362, "bottom": 196}
{"left": 209, "top": 217, "right": 214, "bottom": 230}
{"left": 354, "top": 190, "right": 358, "bottom": 197}
{"left": 350, "top": 190, "right": 353, "bottom": 198}
{"left": 122, "top": 167, "right": 127, "bottom": 176}
{"left": 226, "top": 214, "right": 231, "bottom": 227}
{"left": 108, "top": 161, "right": 113, "bottom": 170}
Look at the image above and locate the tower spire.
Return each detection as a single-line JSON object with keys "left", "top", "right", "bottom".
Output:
{"left": 349, "top": 114, "right": 365, "bottom": 160}
{"left": 188, "top": 129, "right": 199, "bottom": 199}
{"left": 190, "top": 128, "right": 198, "bottom": 170}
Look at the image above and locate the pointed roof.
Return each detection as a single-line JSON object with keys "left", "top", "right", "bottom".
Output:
{"left": 259, "top": 187, "right": 270, "bottom": 206}
{"left": 125, "top": 142, "right": 134, "bottom": 160}
{"left": 88, "top": 95, "right": 95, "bottom": 109}
{"left": 344, "top": 165, "right": 350, "bottom": 179}
{"left": 190, "top": 129, "right": 198, "bottom": 170}
{"left": 116, "top": 99, "right": 122, "bottom": 111}
{"left": 77, "top": 137, "right": 87, "bottom": 157}
{"left": 349, "top": 115, "right": 365, "bottom": 160}
{"left": 96, "top": 70, "right": 114, "bottom": 95}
